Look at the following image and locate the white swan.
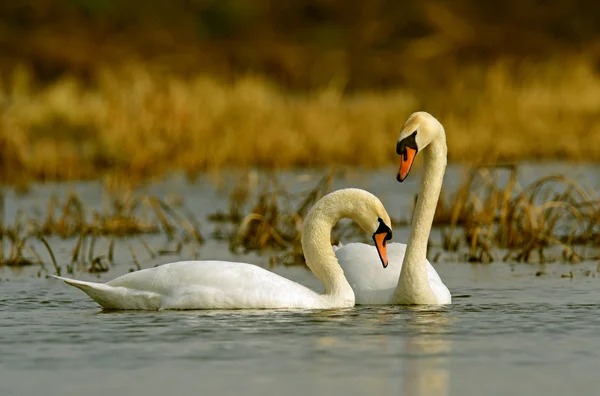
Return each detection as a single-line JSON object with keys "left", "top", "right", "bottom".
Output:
{"left": 336, "top": 112, "right": 451, "bottom": 305}
{"left": 53, "top": 188, "right": 393, "bottom": 310}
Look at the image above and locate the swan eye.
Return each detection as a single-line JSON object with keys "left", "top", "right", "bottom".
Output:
{"left": 396, "top": 130, "right": 418, "bottom": 156}
{"left": 385, "top": 230, "right": 393, "bottom": 241}
{"left": 375, "top": 218, "right": 392, "bottom": 242}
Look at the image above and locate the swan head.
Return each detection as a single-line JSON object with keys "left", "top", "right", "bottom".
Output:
{"left": 347, "top": 190, "right": 393, "bottom": 268}
{"left": 372, "top": 217, "right": 393, "bottom": 268}
{"left": 395, "top": 111, "right": 444, "bottom": 182}
{"left": 306, "top": 188, "right": 393, "bottom": 269}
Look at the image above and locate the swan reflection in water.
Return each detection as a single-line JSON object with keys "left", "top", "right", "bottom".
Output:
{"left": 116, "top": 306, "right": 453, "bottom": 395}
{"left": 309, "top": 306, "right": 452, "bottom": 396}
{"left": 401, "top": 307, "right": 452, "bottom": 396}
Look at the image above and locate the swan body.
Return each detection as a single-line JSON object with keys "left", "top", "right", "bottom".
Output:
{"left": 53, "top": 261, "right": 337, "bottom": 310}
{"left": 336, "top": 111, "right": 451, "bottom": 305}
{"left": 53, "top": 188, "right": 393, "bottom": 310}
{"left": 336, "top": 242, "right": 451, "bottom": 305}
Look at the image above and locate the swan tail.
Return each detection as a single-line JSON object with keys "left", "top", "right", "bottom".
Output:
{"left": 51, "top": 275, "right": 162, "bottom": 310}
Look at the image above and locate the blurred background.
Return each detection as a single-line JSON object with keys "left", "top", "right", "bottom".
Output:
{"left": 1, "top": 0, "right": 600, "bottom": 184}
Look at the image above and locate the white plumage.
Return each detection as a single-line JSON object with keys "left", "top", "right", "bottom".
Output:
{"left": 336, "top": 111, "right": 452, "bottom": 305}
{"left": 53, "top": 261, "right": 329, "bottom": 310}
{"left": 336, "top": 242, "right": 451, "bottom": 305}
{"left": 53, "top": 188, "right": 393, "bottom": 310}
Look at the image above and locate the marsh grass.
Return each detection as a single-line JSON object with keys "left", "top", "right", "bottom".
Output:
{"left": 210, "top": 167, "right": 600, "bottom": 267}
{"left": 1, "top": 60, "right": 600, "bottom": 187}
{"left": 436, "top": 166, "right": 600, "bottom": 263}
{"left": 2, "top": 167, "right": 599, "bottom": 274}
{"left": 217, "top": 170, "right": 336, "bottom": 265}
{"left": 207, "top": 169, "right": 379, "bottom": 266}
{"left": 0, "top": 192, "right": 61, "bottom": 274}
{"left": 0, "top": 188, "right": 205, "bottom": 274}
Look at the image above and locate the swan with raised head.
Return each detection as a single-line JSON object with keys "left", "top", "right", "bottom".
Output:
{"left": 53, "top": 188, "right": 393, "bottom": 310}
{"left": 335, "top": 112, "right": 451, "bottom": 305}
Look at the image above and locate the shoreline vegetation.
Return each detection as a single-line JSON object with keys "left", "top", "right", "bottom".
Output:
{"left": 1, "top": 2, "right": 599, "bottom": 274}
{"left": 1, "top": 60, "right": 600, "bottom": 187}
{"left": 2, "top": 1, "right": 600, "bottom": 186}
{"left": 1, "top": 169, "right": 599, "bottom": 275}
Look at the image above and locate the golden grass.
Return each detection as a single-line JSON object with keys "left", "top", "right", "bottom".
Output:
{"left": 0, "top": 188, "right": 204, "bottom": 274}
{"left": 435, "top": 166, "right": 600, "bottom": 263}
{"left": 209, "top": 170, "right": 338, "bottom": 266}
{"left": 215, "top": 169, "right": 398, "bottom": 267}
{"left": 1, "top": 59, "right": 600, "bottom": 186}
{"left": 215, "top": 168, "right": 600, "bottom": 266}
{"left": 2, "top": 167, "right": 599, "bottom": 274}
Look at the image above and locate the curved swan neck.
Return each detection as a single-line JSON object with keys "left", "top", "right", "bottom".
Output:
{"left": 394, "top": 133, "right": 447, "bottom": 303}
{"left": 301, "top": 190, "right": 371, "bottom": 302}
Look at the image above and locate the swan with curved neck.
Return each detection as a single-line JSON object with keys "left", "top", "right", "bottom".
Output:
{"left": 53, "top": 188, "right": 393, "bottom": 310}
{"left": 335, "top": 112, "right": 451, "bottom": 305}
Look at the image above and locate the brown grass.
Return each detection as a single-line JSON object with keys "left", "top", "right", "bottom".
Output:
{"left": 0, "top": 188, "right": 205, "bottom": 274}
{"left": 1, "top": 59, "right": 600, "bottom": 186}
{"left": 436, "top": 166, "right": 600, "bottom": 263}
{"left": 2, "top": 166, "right": 599, "bottom": 275}
{"left": 213, "top": 167, "right": 600, "bottom": 266}
{"left": 212, "top": 170, "right": 337, "bottom": 266}
{"left": 208, "top": 169, "right": 387, "bottom": 266}
{"left": 6, "top": 1, "right": 600, "bottom": 92}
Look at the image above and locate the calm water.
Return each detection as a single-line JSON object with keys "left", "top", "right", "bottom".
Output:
{"left": 1, "top": 164, "right": 600, "bottom": 396}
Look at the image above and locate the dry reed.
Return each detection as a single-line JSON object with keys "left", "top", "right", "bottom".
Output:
{"left": 211, "top": 167, "right": 600, "bottom": 266}
{"left": 436, "top": 166, "right": 600, "bottom": 263}
{"left": 0, "top": 193, "right": 60, "bottom": 273}
{"left": 1, "top": 60, "right": 600, "bottom": 186}
{"left": 3, "top": 167, "right": 599, "bottom": 275}
{"left": 207, "top": 169, "right": 376, "bottom": 266}
{"left": 226, "top": 171, "right": 336, "bottom": 260}
{"left": 0, "top": 188, "right": 205, "bottom": 274}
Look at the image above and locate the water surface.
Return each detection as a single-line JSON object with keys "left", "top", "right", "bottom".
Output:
{"left": 2, "top": 264, "right": 600, "bottom": 396}
{"left": 1, "top": 164, "right": 600, "bottom": 396}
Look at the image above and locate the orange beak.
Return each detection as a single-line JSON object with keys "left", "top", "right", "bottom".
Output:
{"left": 373, "top": 232, "right": 389, "bottom": 268}
{"left": 397, "top": 147, "right": 417, "bottom": 182}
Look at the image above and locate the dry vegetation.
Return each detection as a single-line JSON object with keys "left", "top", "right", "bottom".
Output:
{"left": 210, "top": 170, "right": 361, "bottom": 266}
{"left": 434, "top": 166, "right": 600, "bottom": 264}
{"left": 1, "top": 61, "right": 600, "bottom": 186}
{"left": 1, "top": 2, "right": 599, "bottom": 273}
{"left": 212, "top": 168, "right": 600, "bottom": 266}
{"left": 0, "top": 189, "right": 204, "bottom": 274}
{"left": 1, "top": 1, "right": 600, "bottom": 185}
{"left": 4, "top": 1, "right": 600, "bottom": 91}
{"left": 1, "top": 167, "right": 599, "bottom": 274}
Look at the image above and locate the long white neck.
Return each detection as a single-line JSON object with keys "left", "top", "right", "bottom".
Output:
{"left": 393, "top": 134, "right": 447, "bottom": 304}
{"left": 302, "top": 189, "right": 375, "bottom": 305}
